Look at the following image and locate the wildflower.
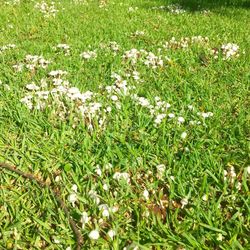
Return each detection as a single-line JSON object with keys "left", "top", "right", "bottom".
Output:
{"left": 156, "top": 164, "right": 166, "bottom": 179}
{"left": 89, "top": 190, "right": 100, "bottom": 204}
{"left": 25, "top": 83, "right": 39, "bottom": 90}
{"left": 143, "top": 189, "right": 149, "bottom": 200}
{"left": 202, "top": 194, "right": 208, "bottom": 201}
{"left": 95, "top": 166, "right": 102, "bottom": 176}
{"left": 81, "top": 211, "right": 89, "bottom": 229}
{"left": 111, "top": 95, "right": 118, "bottom": 101}
{"left": 71, "top": 184, "right": 78, "bottom": 193}
{"left": 55, "top": 176, "right": 61, "bottom": 182}
{"left": 181, "top": 132, "right": 187, "bottom": 139}
{"left": 247, "top": 166, "right": 250, "bottom": 175}
{"left": 103, "top": 183, "right": 109, "bottom": 190}
{"left": 113, "top": 172, "right": 130, "bottom": 183}
{"left": 80, "top": 50, "right": 97, "bottom": 60}
{"left": 89, "top": 230, "right": 100, "bottom": 240}
{"left": 217, "top": 233, "right": 223, "bottom": 241}
{"left": 107, "top": 229, "right": 116, "bottom": 239}
{"left": 178, "top": 117, "right": 185, "bottom": 124}
{"left": 99, "top": 204, "right": 109, "bottom": 217}
{"left": 180, "top": 197, "right": 188, "bottom": 208}
{"left": 68, "top": 193, "right": 77, "bottom": 207}
{"left": 168, "top": 113, "right": 175, "bottom": 118}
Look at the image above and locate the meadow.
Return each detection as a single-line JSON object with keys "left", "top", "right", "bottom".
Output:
{"left": 0, "top": 0, "right": 249, "bottom": 249}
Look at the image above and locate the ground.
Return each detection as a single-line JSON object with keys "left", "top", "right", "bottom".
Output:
{"left": 0, "top": 0, "right": 249, "bottom": 249}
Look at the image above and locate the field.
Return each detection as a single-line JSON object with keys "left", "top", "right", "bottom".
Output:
{"left": 0, "top": 0, "right": 249, "bottom": 249}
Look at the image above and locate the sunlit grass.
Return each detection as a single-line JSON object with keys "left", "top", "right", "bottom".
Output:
{"left": 0, "top": 0, "right": 249, "bottom": 249}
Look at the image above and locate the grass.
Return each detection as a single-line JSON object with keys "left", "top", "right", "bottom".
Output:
{"left": 0, "top": 0, "right": 249, "bottom": 249}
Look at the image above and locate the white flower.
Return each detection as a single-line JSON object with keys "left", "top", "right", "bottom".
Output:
{"left": 178, "top": 117, "right": 185, "bottom": 123}
{"left": 113, "top": 172, "right": 130, "bottom": 183}
{"left": 156, "top": 164, "right": 166, "bottom": 179}
{"left": 81, "top": 211, "right": 89, "bottom": 229}
{"left": 89, "top": 230, "right": 100, "bottom": 240}
{"left": 168, "top": 113, "right": 175, "bottom": 118}
{"left": 53, "top": 237, "right": 60, "bottom": 244}
{"left": 181, "top": 132, "right": 187, "bottom": 139}
{"left": 180, "top": 197, "right": 188, "bottom": 208}
{"left": 143, "top": 189, "right": 149, "bottom": 200}
{"left": 202, "top": 194, "right": 208, "bottom": 201}
{"left": 107, "top": 229, "right": 116, "bottom": 239}
{"left": 55, "top": 176, "right": 61, "bottom": 182}
{"left": 80, "top": 50, "right": 97, "bottom": 60}
{"left": 71, "top": 184, "right": 78, "bottom": 193}
{"left": 111, "top": 95, "right": 118, "bottom": 101}
{"left": 98, "top": 204, "right": 109, "bottom": 217}
{"left": 68, "top": 193, "right": 77, "bottom": 207}
{"left": 246, "top": 166, "right": 250, "bottom": 175}
{"left": 95, "top": 166, "right": 102, "bottom": 176}
{"left": 103, "top": 183, "right": 109, "bottom": 191}
{"left": 106, "top": 106, "right": 112, "bottom": 112}
{"left": 89, "top": 190, "right": 100, "bottom": 204}
{"left": 26, "top": 83, "right": 40, "bottom": 91}
{"left": 217, "top": 233, "right": 223, "bottom": 241}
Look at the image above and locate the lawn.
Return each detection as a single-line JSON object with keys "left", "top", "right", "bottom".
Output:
{"left": 0, "top": 0, "right": 249, "bottom": 249}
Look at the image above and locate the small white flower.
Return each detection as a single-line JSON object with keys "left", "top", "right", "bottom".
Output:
{"left": 181, "top": 132, "right": 187, "bottom": 139}
{"left": 81, "top": 211, "right": 89, "bottom": 229}
{"left": 180, "top": 197, "right": 188, "bottom": 208}
{"left": 111, "top": 95, "right": 118, "bottom": 101}
{"left": 202, "top": 194, "right": 208, "bottom": 201}
{"left": 113, "top": 172, "right": 130, "bottom": 183}
{"left": 26, "top": 83, "right": 40, "bottom": 91}
{"left": 168, "top": 113, "right": 175, "bottom": 118}
{"left": 107, "top": 229, "right": 116, "bottom": 239}
{"left": 217, "top": 233, "right": 223, "bottom": 241}
{"left": 156, "top": 164, "right": 166, "bottom": 179}
{"left": 89, "top": 230, "right": 100, "bottom": 240}
{"left": 178, "top": 117, "right": 185, "bottom": 123}
{"left": 55, "top": 176, "right": 61, "bottom": 182}
{"left": 53, "top": 238, "right": 60, "bottom": 244}
{"left": 143, "top": 189, "right": 149, "bottom": 200}
{"left": 71, "top": 184, "right": 78, "bottom": 193}
{"left": 95, "top": 166, "right": 102, "bottom": 176}
{"left": 246, "top": 166, "right": 250, "bottom": 175}
{"left": 68, "top": 193, "right": 77, "bottom": 207}
{"left": 103, "top": 183, "right": 109, "bottom": 191}
{"left": 106, "top": 106, "right": 112, "bottom": 112}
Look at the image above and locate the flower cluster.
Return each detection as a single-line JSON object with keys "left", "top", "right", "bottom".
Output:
{"left": 130, "top": 31, "right": 145, "bottom": 38}
{"left": 163, "top": 36, "right": 209, "bottom": 50}
{"left": 151, "top": 4, "right": 186, "bottom": 14}
{"left": 122, "top": 48, "right": 165, "bottom": 69}
{"left": 13, "top": 55, "right": 50, "bottom": 72}
{"left": 221, "top": 43, "right": 240, "bottom": 60}
{"left": 167, "top": 4, "right": 186, "bottom": 14}
{"left": 35, "top": 1, "right": 58, "bottom": 18}
{"left": 80, "top": 50, "right": 97, "bottom": 60}
{"left": 0, "top": 44, "right": 16, "bottom": 54}
{"left": 209, "top": 43, "right": 240, "bottom": 60}
{"left": 128, "top": 6, "right": 138, "bottom": 13}
{"left": 4, "top": 0, "right": 20, "bottom": 5}
{"left": 54, "top": 44, "right": 70, "bottom": 55}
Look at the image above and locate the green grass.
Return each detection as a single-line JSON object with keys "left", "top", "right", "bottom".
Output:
{"left": 0, "top": 0, "right": 249, "bottom": 249}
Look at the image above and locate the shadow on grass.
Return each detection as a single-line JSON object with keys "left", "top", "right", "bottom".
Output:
{"left": 169, "top": 0, "right": 250, "bottom": 10}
